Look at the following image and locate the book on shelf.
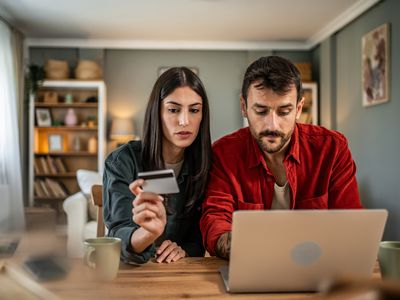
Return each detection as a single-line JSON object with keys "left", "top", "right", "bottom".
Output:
{"left": 44, "top": 178, "right": 57, "bottom": 197}
{"left": 34, "top": 180, "right": 45, "bottom": 197}
{"left": 39, "top": 157, "right": 50, "bottom": 174}
{"left": 45, "top": 178, "right": 68, "bottom": 198}
{"left": 45, "top": 178, "right": 58, "bottom": 197}
{"left": 54, "top": 157, "right": 67, "bottom": 173}
{"left": 58, "top": 181, "right": 69, "bottom": 196}
{"left": 38, "top": 179, "right": 51, "bottom": 197}
{"left": 35, "top": 156, "right": 68, "bottom": 175}
{"left": 33, "top": 158, "right": 42, "bottom": 174}
{"left": 46, "top": 156, "right": 58, "bottom": 174}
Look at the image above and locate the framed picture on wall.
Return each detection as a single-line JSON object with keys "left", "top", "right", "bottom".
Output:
{"left": 158, "top": 66, "right": 199, "bottom": 77}
{"left": 361, "top": 23, "right": 390, "bottom": 107}
{"left": 48, "top": 134, "right": 64, "bottom": 152}
{"left": 36, "top": 108, "right": 52, "bottom": 127}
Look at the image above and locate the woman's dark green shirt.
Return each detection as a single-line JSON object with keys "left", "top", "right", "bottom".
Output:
{"left": 103, "top": 141, "right": 205, "bottom": 264}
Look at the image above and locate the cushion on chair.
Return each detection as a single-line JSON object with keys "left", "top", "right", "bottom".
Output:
{"left": 76, "top": 169, "right": 102, "bottom": 221}
{"left": 83, "top": 221, "right": 98, "bottom": 240}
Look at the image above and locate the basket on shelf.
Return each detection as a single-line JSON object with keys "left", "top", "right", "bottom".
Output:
{"left": 75, "top": 60, "right": 103, "bottom": 80}
{"left": 44, "top": 59, "right": 69, "bottom": 80}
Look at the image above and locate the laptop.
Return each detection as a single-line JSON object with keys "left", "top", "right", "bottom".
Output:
{"left": 220, "top": 209, "right": 388, "bottom": 293}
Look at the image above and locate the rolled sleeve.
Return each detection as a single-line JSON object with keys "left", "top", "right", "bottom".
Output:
{"left": 110, "top": 225, "right": 155, "bottom": 264}
{"left": 328, "top": 138, "right": 363, "bottom": 209}
{"left": 103, "top": 145, "right": 155, "bottom": 264}
{"left": 200, "top": 152, "right": 235, "bottom": 256}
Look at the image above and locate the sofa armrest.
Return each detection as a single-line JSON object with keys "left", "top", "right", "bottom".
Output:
{"left": 63, "top": 192, "right": 88, "bottom": 257}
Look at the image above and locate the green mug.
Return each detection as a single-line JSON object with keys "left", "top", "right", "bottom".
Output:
{"left": 378, "top": 241, "right": 400, "bottom": 279}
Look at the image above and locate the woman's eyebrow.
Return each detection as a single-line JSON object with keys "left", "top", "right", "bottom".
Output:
{"left": 165, "top": 100, "right": 202, "bottom": 106}
{"left": 165, "top": 100, "right": 181, "bottom": 106}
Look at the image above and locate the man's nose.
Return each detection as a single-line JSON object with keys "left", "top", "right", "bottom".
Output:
{"left": 265, "top": 112, "right": 278, "bottom": 130}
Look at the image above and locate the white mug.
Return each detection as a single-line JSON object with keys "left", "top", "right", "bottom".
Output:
{"left": 83, "top": 237, "right": 121, "bottom": 281}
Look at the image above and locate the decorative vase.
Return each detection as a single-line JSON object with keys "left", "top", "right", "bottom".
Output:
{"left": 65, "top": 93, "right": 73, "bottom": 104}
{"left": 64, "top": 108, "right": 78, "bottom": 126}
{"left": 73, "top": 136, "right": 81, "bottom": 151}
{"left": 88, "top": 136, "right": 98, "bottom": 153}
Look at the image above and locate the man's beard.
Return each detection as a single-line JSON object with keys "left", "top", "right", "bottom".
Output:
{"left": 256, "top": 128, "right": 293, "bottom": 154}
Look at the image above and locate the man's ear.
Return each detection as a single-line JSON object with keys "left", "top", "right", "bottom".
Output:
{"left": 295, "top": 97, "right": 305, "bottom": 120}
{"left": 240, "top": 95, "right": 247, "bottom": 118}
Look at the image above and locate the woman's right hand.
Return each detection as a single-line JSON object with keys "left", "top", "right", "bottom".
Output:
{"left": 129, "top": 179, "right": 167, "bottom": 238}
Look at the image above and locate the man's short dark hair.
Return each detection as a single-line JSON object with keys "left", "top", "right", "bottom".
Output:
{"left": 241, "top": 56, "right": 303, "bottom": 103}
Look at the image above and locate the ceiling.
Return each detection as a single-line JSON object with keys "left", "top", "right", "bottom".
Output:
{"left": 0, "top": 0, "right": 380, "bottom": 50}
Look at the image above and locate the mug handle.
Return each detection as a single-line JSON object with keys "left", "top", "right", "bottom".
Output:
{"left": 85, "top": 246, "right": 96, "bottom": 269}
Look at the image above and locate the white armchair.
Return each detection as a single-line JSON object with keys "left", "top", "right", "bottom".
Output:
{"left": 63, "top": 170, "right": 101, "bottom": 258}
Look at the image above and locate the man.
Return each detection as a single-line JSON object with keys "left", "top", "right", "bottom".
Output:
{"left": 200, "top": 56, "right": 362, "bottom": 259}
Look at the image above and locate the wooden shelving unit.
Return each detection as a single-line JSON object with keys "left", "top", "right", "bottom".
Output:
{"left": 29, "top": 80, "right": 106, "bottom": 222}
{"left": 34, "top": 152, "right": 98, "bottom": 156}
{"left": 35, "top": 102, "right": 98, "bottom": 108}
{"left": 35, "top": 126, "right": 98, "bottom": 132}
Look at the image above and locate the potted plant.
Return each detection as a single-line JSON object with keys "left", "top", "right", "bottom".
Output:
{"left": 25, "top": 64, "right": 45, "bottom": 97}
{"left": 87, "top": 115, "right": 97, "bottom": 128}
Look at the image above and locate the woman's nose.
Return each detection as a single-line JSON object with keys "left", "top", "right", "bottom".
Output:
{"left": 178, "top": 111, "right": 189, "bottom": 126}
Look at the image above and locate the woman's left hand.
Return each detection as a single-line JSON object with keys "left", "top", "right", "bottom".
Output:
{"left": 155, "top": 240, "right": 186, "bottom": 263}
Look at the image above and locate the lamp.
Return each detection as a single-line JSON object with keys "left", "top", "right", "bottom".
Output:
{"left": 110, "top": 118, "right": 135, "bottom": 145}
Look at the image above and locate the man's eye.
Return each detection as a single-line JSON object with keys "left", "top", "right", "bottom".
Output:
{"left": 255, "top": 110, "right": 267, "bottom": 115}
{"left": 278, "top": 110, "right": 290, "bottom": 116}
{"left": 168, "top": 108, "right": 179, "bottom": 113}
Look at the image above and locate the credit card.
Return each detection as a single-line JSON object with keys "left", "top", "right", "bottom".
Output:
{"left": 138, "top": 169, "right": 179, "bottom": 194}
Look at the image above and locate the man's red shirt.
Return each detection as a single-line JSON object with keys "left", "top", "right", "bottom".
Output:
{"left": 200, "top": 124, "right": 362, "bottom": 255}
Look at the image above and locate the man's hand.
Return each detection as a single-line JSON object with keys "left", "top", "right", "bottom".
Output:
{"left": 155, "top": 240, "right": 186, "bottom": 263}
{"left": 215, "top": 231, "right": 231, "bottom": 259}
{"left": 129, "top": 179, "right": 167, "bottom": 238}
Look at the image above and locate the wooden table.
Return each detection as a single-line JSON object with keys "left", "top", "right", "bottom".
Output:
{"left": 2, "top": 232, "right": 384, "bottom": 300}
{"left": 44, "top": 257, "right": 320, "bottom": 300}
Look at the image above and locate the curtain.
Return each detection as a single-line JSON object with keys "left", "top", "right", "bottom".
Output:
{"left": 0, "top": 20, "right": 25, "bottom": 232}
{"left": 12, "top": 24, "right": 27, "bottom": 205}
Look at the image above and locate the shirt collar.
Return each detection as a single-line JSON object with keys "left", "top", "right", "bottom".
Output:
{"left": 287, "top": 124, "right": 300, "bottom": 164}
{"left": 248, "top": 124, "right": 301, "bottom": 168}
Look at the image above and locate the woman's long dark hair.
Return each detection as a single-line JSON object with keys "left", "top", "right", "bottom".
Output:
{"left": 141, "top": 67, "right": 212, "bottom": 213}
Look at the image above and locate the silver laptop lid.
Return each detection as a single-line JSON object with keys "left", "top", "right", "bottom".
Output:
{"left": 227, "top": 209, "right": 387, "bottom": 293}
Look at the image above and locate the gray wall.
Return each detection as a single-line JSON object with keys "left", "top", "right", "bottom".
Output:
{"left": 320, "top": 0, "right": 400, "bottom": 240}
{"left": 316, "top": 37, "right": 337, "bottom": 130}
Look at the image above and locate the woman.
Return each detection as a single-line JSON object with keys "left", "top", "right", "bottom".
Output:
{"left": 103, "top": 67, "right": 211, "bottom": 264}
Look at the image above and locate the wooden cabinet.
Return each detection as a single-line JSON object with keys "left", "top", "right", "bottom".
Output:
{"left": 29, "top": 80, "right": 106, "bottom": 220}
{"left": 298, "top": 82, "right": 318, "bottom": 125}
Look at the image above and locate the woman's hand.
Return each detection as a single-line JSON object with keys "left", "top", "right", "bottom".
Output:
{"left": 156, "top": 240, "right": 186, "bottom": 263}
{"left": 129, "top": 179, "right": 167, "bottom": 238}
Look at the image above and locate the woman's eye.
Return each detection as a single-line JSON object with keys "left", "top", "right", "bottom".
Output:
{"left": 168, "top": 108, "right": 179, "bottom": 113}
{"left": 190, "top": 108, "right": 200, "bottom": 113}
